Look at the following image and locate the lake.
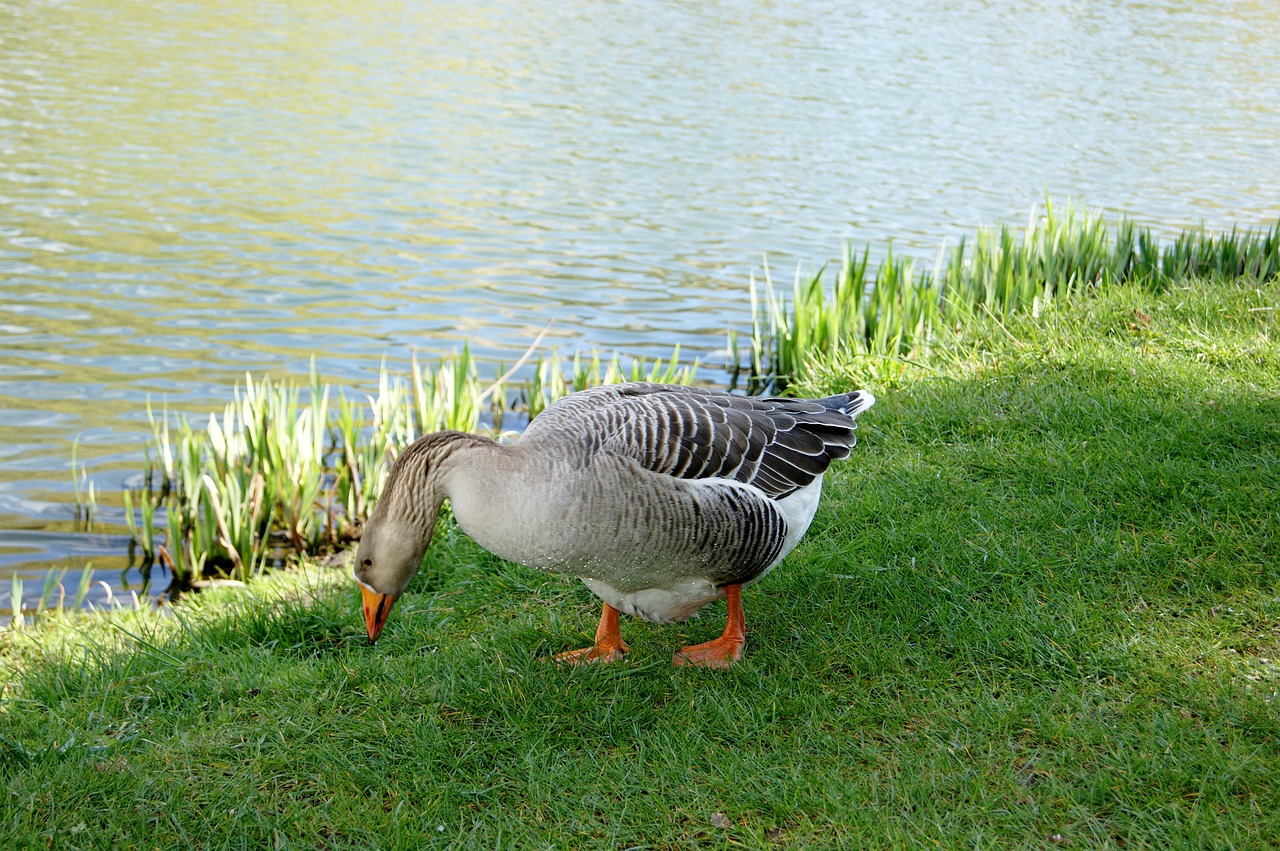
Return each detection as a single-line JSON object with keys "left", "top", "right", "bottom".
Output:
{"left": 2, "top": 0, "right": 1278, "bottom": 616}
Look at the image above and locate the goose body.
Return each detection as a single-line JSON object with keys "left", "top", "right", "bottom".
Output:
{"left": 355, "top": 382, "right": 874, "bottom": 667}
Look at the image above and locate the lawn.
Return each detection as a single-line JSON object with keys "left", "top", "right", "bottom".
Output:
{"left": 2, "top": 277, "right": 1277, "bottom": 849}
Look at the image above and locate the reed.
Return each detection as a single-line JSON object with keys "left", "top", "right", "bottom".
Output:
{"left": 411, "top": 347, "right": 482, "bottom": 435}
{"left": 103, "top": 349, "right": 693, "bottom": 598}
{"left": 5, "top": 564, "right": 99, "bottom": 631}
{"left": 7, "top": 574, "right": 21, "bottom": 630}
{"left": 525, "top": 347, "right": 694, "bottom": 419}
{"left": 739, "top": 200, "right": 1280, "bottom": 391}
{"left": 71, "top": 438, "right": 96, "bottom": 533}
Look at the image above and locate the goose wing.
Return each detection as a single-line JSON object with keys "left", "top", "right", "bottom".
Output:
{"left": 522, "top": 382, "right": 874, "bottom": 499}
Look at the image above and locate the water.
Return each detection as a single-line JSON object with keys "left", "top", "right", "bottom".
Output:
{"left": 3, "top": 0, "right": 1278, "bottom": 616}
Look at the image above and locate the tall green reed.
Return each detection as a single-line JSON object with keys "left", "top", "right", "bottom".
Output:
{"left": 738, "top": 200, "right": 1280, "bottom": 392}
{"left": 112, "top": 346, "right": 692, "bottom": 595}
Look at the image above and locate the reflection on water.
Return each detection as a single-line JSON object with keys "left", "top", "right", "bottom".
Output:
{"left": 2, "top": 0, "right": 1278, "bottom": 614}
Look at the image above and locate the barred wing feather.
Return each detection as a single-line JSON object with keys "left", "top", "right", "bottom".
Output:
{"left": 522, "top": 383, "right": 874, "bottom": 499}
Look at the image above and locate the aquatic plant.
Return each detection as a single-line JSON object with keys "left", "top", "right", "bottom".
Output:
{"left": 525, "top": 347, "right": 694, "bottom": 419}
{"left": 4, "top": 565, "right": 98, "bottom": 631}
{"left": 122, "top": 486, "right": 161, "bottom": 563}
{"left": 738, "top": 200, "right": 1280, "bottom": 392}
{"left": 71, "top": 438, "right": 96, "bottom": 533}
{"left": 107, "top": 349, "right": 694, "bottom": 596}
{"left": 411, "top": 347, "right": 482, "bottom": 435}
{"left": 7, "top": 575, "right": 21, "bottom": 630}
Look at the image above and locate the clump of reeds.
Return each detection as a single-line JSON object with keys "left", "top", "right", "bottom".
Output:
{"left": 6, "top": 564, "right": 104, "bottom": 631}
{"left": 524, "top": 346, "right": 691, "bottom": 419}
{"left": 110, "top": 349, "right": 694, "bottom": 598}
{"left": 736, "top": 200, "right": 1280, "bottom": 392}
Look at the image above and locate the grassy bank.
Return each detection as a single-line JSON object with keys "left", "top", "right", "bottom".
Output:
{"left": 26, "top": 203, "right": 1274, "bottom": 604}
{"left": 2, "top": 274, "right": 1277, "bottom": 847}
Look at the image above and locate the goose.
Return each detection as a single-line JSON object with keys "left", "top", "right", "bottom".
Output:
{"left": 354, "top": 381, "right": 874, "bottom": 668}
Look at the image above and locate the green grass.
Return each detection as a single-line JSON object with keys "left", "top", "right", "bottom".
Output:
{"left": 2, "top": 276, "right": 1278, "bottom": 848}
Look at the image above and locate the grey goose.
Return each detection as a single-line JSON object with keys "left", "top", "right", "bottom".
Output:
{"left": 354, "top": 381, "right": 875, "bottom": 668}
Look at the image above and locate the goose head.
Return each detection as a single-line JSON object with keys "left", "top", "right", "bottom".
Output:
{"left": 353, "top": 434, "right": 460, "bottom": 641}
{"left": 355, "top": 435, "right": 499, "bottom": 639}
{"left": 353, "top": 500, "right": 435, "bottom": 642}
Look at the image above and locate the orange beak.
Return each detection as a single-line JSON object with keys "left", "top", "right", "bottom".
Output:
{"left": 361, "top": 586, "right": 396, "bottom": 642}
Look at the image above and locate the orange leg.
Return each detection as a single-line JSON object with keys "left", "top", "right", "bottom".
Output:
{"left": 554, "top": 602, "right": 630, "bottom": 665}
{"left": 673, "top": 584, "right": 746, "bottom": 669}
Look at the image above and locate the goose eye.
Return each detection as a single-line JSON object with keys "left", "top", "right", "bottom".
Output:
{"left": 362, "top": 558, "right": 372, "bottom": 567}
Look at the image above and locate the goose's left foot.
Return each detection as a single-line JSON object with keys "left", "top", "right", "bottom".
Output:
{"left": 673, "top": 584, "right": 746, "bottom": 669}
{"left": 554, "top": 602, "right": 630, "bottom": 665}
